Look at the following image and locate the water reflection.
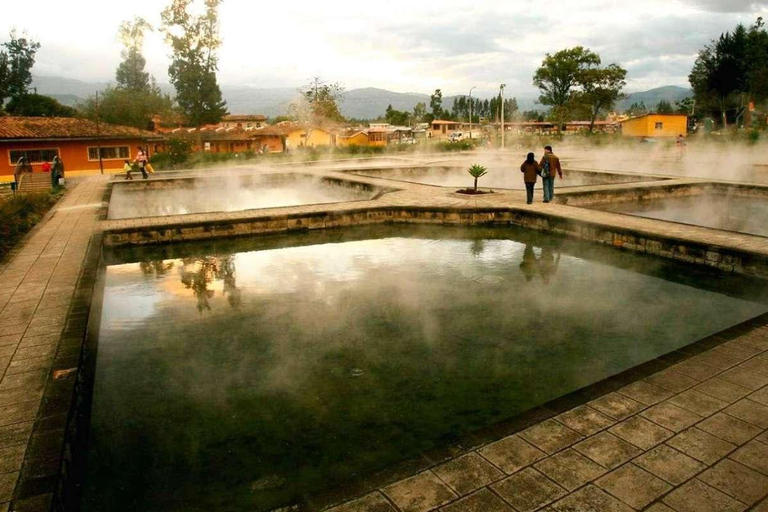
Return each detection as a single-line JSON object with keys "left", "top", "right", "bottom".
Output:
{"left": 178, "top": 256, "right": 241, "bottom": 312}
{"left": 518, "top": 244, "right": 562, "bottom": 284}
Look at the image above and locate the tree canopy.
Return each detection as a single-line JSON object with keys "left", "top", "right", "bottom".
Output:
{"left": 116, "top": 17, "right": 153, "bottom": 93}
{"left": 5, "top": 93, "right": 76, "bottom": 117}
{"left": 0, "top": 30, "right": 41, "bottom": 110}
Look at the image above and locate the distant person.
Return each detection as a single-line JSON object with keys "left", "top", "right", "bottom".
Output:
{"left": 123, "top": 160, "right": 134, "bottom": 180}
{"left": 520, "top": 152, "right": 540, "bottom": 205}
{"left": 676, "top": 134, "right": 686, "bottom": 159}
{"left": 539, "top": 145, "right": 563, "bottom": 203}
{"left": 51, "top": 156, "right": 65, "bottom": 188}
{"left": 41, "top": 161, "right": 51, "bottom": 173}
{"left": 135, "top": 146, "right": 149, "bottom": 179}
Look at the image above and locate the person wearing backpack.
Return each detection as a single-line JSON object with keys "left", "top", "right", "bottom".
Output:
{"left": 520, "top": 152, "right": 540, "bottom": 204}
{"left": 539, "top": 145, "right": 563, "bottom": 203}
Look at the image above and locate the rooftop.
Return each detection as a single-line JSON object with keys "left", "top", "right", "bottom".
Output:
{"left": 0, "top": 116, "right": 156, "bottom": 140}
{"left": 222, "top": 114, "right": 267, "bottom": 122}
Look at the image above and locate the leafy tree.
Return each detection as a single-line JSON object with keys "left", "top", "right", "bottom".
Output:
{"left": 430, "top": 89, "right": 444, "bottom": 119}
{"left": 533, "top": 46, "right": 600, "bottom": 132}
{"left": 384, "top": 104, "right": 410, "bottom": 126}
{"left": 161, "top": 0, "right": 228, "bottom": 126}
{"left": 412, "top": 102, "right": 427, "bottom": 122}
{"left": 675, "top": 97, "right": 695, "bottom": 115}
{"left": 626, "top": 101, "right": 648, "bottom": 117}
{"left": 116, "top": 17, "right": 153, "bottom": 93}
{"left": 577, "top": 63, "right": 627, "bottom": 132}
{"left": 79, "top": 86, "right": 176, "bottom": 130}
{"left": 5, "top": 93, "right": 76, "bottom": 117}
{"left": 302, "top": 81, "right": 345, "bottom": 122}
{"left": 0, "top": 30, "right": 41, "bottom": 108}
{"left": 656, "top": 100, "right": 674, "bottom": 113}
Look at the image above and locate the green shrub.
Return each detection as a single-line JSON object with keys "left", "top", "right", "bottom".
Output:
{"left": 0, "top": 191, "right": 63, "bottom": 261}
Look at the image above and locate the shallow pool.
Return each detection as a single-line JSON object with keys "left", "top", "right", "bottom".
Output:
{"left": 107, "top": 173, "right": 377, "bottom": 219}
{"left": 594, "top": 192, "right": 768, "bottom": 237}
{"left": 84, "top": 226, "right": 767, "bottom": 511}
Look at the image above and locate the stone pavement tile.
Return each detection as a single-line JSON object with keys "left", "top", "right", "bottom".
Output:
{"left": 12, "top": 344, "right": 56, "bottom": 361}
{"left": 477, "top": 435, "right": 546, "bottom": 475}
{"left": 645, "top": 504, "right": 676, "bottom": 512}
{"left": 667, "top": 427, "right": 736, "bottom": 465}
{"left": 731, "top": 440, "right": 768, "bottom": 475}
{"left": 0, "top": 422, "right": 33, "bottom": 447}
{"left": 0, "top": 325, "right": 26, "bottom": 338}
{"left": 697, "top": 412, "right": 762, "bottom": 445}
{"left": 0, "top": 444, "right": 25, "bottom": 474}
{"left": 549, "top": 484, "right": 633, "bottom": 512}
{"left": 327, "top": 492, "right": 396, "bottom": 512}
{"left": 17, "top": 334, "right": 59, "bottom": 350}
{"left": 0, "top": 472, "right": 18, "bottom": 502}
{"left": 694, "top": 377, "right": 751, "bottom": 403}
{"left": 432, "top": 453, "right": 504, "bottom": 496}
{"left": 644, "top": 369, "right": 699, "bottom": 393}
{"left": 0, "top": 370, "right": 47, "bottom": 392}
{"left": 573, "top": 432, "right": 641, "bottom": 469}
{"left": 699, "top": 458, "right": 768, "bottom": 505}
{"left": 662, "top": 479, "right": 746, "bottom": 512}
{"left": 519, "top": 420, "right": 583, "bottom": 455}
{"left": 634, "top": 443, "right": 706, "bottom": 485}
{"left": 0, "top": 385, "right": 44, "bottom": 408}
{"left": 439, "top": 488, "right": 512, "bottom": 512}
{"left": 736, "top": 332, "right": 768, "bottom": 352}
{"left": 719, "top": 367, "right": 768, "bottom": 391}
{"left": 534, "top": 449, "right": 606, "bottom": 491}
{"left": 0, "top": 335, "right": 21, "bottom": 348}
{"left": 690, "top": 351, "right": 742, "bottom": 371}
{"left": 671, "top": 359, "right": 722, "bottom": 382}
{"left": 382, "top": 471, "right": 457, "bottom": 512}
{"left": 6, "top": 356, "right": 55, "bottom": 375}
{"left": 0, "top": 401, "right": 39, "bottom": 428}
{"left": 490, "top": 468, "right": 566, "bottom": 512}
{"left": 609, "top": 415, "right": 673, "bottom": 450}
{"left": 724, "top": 399, "right": 768, "bottom": 429}
{"left": 755, "top": 498, "right": 768, "bottom": 511}
{"left": 555, "top": 405, "right": 616, "bottom": 437}
{"left": 713, "top": 341, "right": 762, "bottom": 362}
{"left": 737, "top": 356, "right": 768, "bottom": 378}
{"left": 588, "top": 392, "right": 645, "bottom": 421}
{"left": 641, "top": 402, "right": 702, "bottom": 432}
{"left": 617, "top": 380, "right": 673, "bottom": 406}
{"left": 595, "top": 463, "right": 671, "bottom": 509}
{"left": 668, "top": 389, "right": 729, "bottom": 417}
{"left": 750, "top": 386, "right": 768, "bottom": 406}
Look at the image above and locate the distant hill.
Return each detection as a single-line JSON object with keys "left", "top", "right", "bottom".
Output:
{"left": 31, "top": 75, "right": 692, "bottom": 119}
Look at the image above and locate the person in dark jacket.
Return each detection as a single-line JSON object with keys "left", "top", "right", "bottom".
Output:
{"left": 520, "top": 152, "right": 540, "bottom": 204}
{"left": 539, "top": 145, "right": 563, "bottom": 203}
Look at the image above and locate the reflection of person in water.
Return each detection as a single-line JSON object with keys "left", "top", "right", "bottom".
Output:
{"left": 519, "top": 244, "right": 538, "bottom": 282}
{"left": 539, "top": 247, "right": 561, "bottom": 285}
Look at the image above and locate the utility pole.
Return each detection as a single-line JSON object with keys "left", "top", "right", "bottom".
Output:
{"left": 500, "top": 84, "right": 506, "bottom": 149}
{"left": 95, "top": 91, "right": 104, "bottom": 175}
{"left": 468, "top": 86, "right": 476, "bottom": 140}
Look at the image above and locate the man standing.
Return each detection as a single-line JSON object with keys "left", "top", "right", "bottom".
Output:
{"left": 539, "top": 145, "right": 563, "bottom": 203}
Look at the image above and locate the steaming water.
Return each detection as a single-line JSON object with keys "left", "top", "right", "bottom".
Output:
{"left": 108, "top": 175, "right": 374, "bottom": 219}
{"left": 595, "top": 192, "right": 768, "bottom": 237}
{"left": 84, "top": 225, "right": 768, "bottom": 511}
{"left": 351, "top": 166, "right": 655, "bottom": 189}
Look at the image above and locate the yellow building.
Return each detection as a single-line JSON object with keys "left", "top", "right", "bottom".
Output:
{"left": 621, "top": 114, "right": 688, "bottom": 138}
{"left": 337, "top": 131, "right": 369, "bottom": 147}
{"left": 286, "top": 128, "right": 335, "bottom": 149}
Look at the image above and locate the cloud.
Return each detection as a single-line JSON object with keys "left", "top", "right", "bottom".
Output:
{"left": 678, "top": 0, "right": 768, "bottom": 12}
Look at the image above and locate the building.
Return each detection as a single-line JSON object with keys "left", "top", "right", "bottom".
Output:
{"left": 218, "top": 114, "right": 267, "bottom": 131}
{"left": 0, "top": 116, "right": 156, "bottom": 181}
{"left": 285, "top": 126, "right": 336, "bottom": 149}
{"left": 620, "top": 114, "right": 688, "bottom": 138}
{"left": 430, "top": 120, "right": 463, "bottom": 139}
{"left": 337, "top": 130, "right": 370, "bottom": 147}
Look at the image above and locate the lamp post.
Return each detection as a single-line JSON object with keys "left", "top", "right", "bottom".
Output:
{"left": 500, "top": 84, "right": 506, "bottom": 149}
{"left": 468, "top": 85, "right": 476, "bottom": 141}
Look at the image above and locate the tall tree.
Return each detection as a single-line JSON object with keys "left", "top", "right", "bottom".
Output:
{"left": 116, "top": 17, "right": 153, "bottom": 92}
{"left": 5, "top": 93, "right": 76, "bottom": 117}
{"left": 533, "top": 46, "right": 600, "bottom": 132}
{"left": 0, "top": 30, "right": 41, "bottom": 107}
{"left": 430, "top": 89, "right": 444, "bottom": 119}
{"left": 656, "top": 100, "right": 674, "bottom": 113}
{"left": 161, "top": 0, "right": 228, "bottom": 126}
{"left": 412, "top": 102, "right": 427, "bottom": 122}
{"left": 79, "top": 86, "right": 177, "bottom": 130}
{"left": 577, "top": 63, "right": 627, "bottom": 132}
{"left": 304, "top": 81, "right": 345, "bottom": 122}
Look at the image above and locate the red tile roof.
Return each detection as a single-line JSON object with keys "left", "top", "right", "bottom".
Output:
{"left": 222, "top": 114, "right": 266, "bottom": 122}
{"left": 0, "top": 116, "right": 156, "bottom": 140}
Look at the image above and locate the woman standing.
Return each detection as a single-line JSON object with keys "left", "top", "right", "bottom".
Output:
{"left": 520, "top": 152, "right": 540, "bottom": 205}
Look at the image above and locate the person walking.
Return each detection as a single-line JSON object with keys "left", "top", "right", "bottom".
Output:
{"left": 123, "top": 160, "right": 134, "bottom": 180}
{"left": 51, "top": 156, "right": 64, "bottom": 189}
{"left": 520, "top": 152, "right": 540, "bottom": 204}
{"left": 135, "top": 146, "right": 149, "bottom": 179}
{"left": 539, "top": 145, "right": 563, "bottom": 203}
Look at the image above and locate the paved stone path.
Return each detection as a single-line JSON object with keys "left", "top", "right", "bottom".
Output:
{"left": 0, "top": 177, "right": 106, "bottom": 512}
{"left": 326, "top": 321, "right": 768, "bottom": 512}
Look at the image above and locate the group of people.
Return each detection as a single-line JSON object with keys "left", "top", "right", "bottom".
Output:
{"left": 13, "top": 155, "right": 65, "bottom": 191}
{"left": 123, "top": 146, "right": 152, "bottom": 180}
{"left": 519, "top": 145, "right": 563, "bottom": 204}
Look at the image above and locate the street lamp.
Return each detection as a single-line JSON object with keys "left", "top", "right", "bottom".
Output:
{"left": 500, "top": 84, "right": 506, "bottom": 149}
{"left": 468, "top": 85, "right": 476, "bottom": 141}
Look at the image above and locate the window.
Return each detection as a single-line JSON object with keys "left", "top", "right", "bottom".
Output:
{"left": 9, "top": 148, "right": 60, "bottom": 165}
{"left": 655, "top": 122, "right": 664, "bottom": 129}
{"left": 88, "top": 146, "right": 130, "bottom": 161}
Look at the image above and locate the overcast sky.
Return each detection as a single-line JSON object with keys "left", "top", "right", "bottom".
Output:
{"left": 2, "top": 0, "right": 767, "bottom": 97}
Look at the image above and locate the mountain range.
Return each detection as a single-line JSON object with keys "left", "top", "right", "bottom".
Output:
{"left": 31, "top": 75, "right": 692, "bottom": 119}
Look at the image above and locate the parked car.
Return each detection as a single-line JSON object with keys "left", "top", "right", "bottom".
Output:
{"left": 448, "top": 132, "right": 465, "bottom": 143}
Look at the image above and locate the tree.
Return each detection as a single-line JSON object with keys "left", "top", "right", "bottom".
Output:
{"left": 161, "top": 0, "right": 228, "bottom": 126}
{"left": 79, "top": 86, "right": 177, "bottom": 130}
{"left": 384, "top": 104, "right": 410, "bottom": 126}
{"left": 116, "top": 17, "right": 153, "bottom": 93}
{"left": 0, "top": 30, "right": 41, "bottom": 108}
{"left": 626, "top": 101, "right": 648, "bottom": 117}
{"left": 467, "top": 164, "right": 488, "bottom": 193}
{"left": 5, "top": 94, "right": 76, "bottom": 117}
{"left": 533, "top": 46, "right": 600, "bottom": 132}
{"left": 302, "top": 81, "right": 345, "bottom": 122}
{"left": 656, "top": 100, "right": 674, "bottom": 113}
{"left": 675, "top": 97, "right": 695, "bottom": 115}
{"left": 412, "top": 102, "right": 427, "bottom": 123}
{"left": 430, "top": 89, "right": 444, "bottom": 119}
{"left": 577, "top": 63, "right": 627, "bottom": 132}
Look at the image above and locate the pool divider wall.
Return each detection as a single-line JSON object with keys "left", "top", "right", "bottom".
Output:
{"left": 101, "top": 205, "right": 768, "bottom": 278}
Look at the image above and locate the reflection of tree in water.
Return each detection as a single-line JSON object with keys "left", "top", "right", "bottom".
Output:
{"left": 469, "top": 239, "right": 485, "bottom": 257}
{"left": 179, "top": 255, "right": 241, "bottom": 313}
{"left": 139, "top": 260, "right": 175, "bottom": 277}
{"left": 519, "top": 244, "right": 538, "bottom": 282}
{"left": 518, "top": 244, "right": 561, "bottom": 284}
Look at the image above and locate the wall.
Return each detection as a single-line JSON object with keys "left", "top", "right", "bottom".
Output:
{"left": 286, "top": 129, "right": 334, "bottom": 148}
{"left": 0, "top": 138, "right": 146, "bottom": 181}
{"left": 337, "top": 133, "right": 369, "bottom": 147}
{"left": 622, "top": 115, "right": 687, "bottom": 138}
